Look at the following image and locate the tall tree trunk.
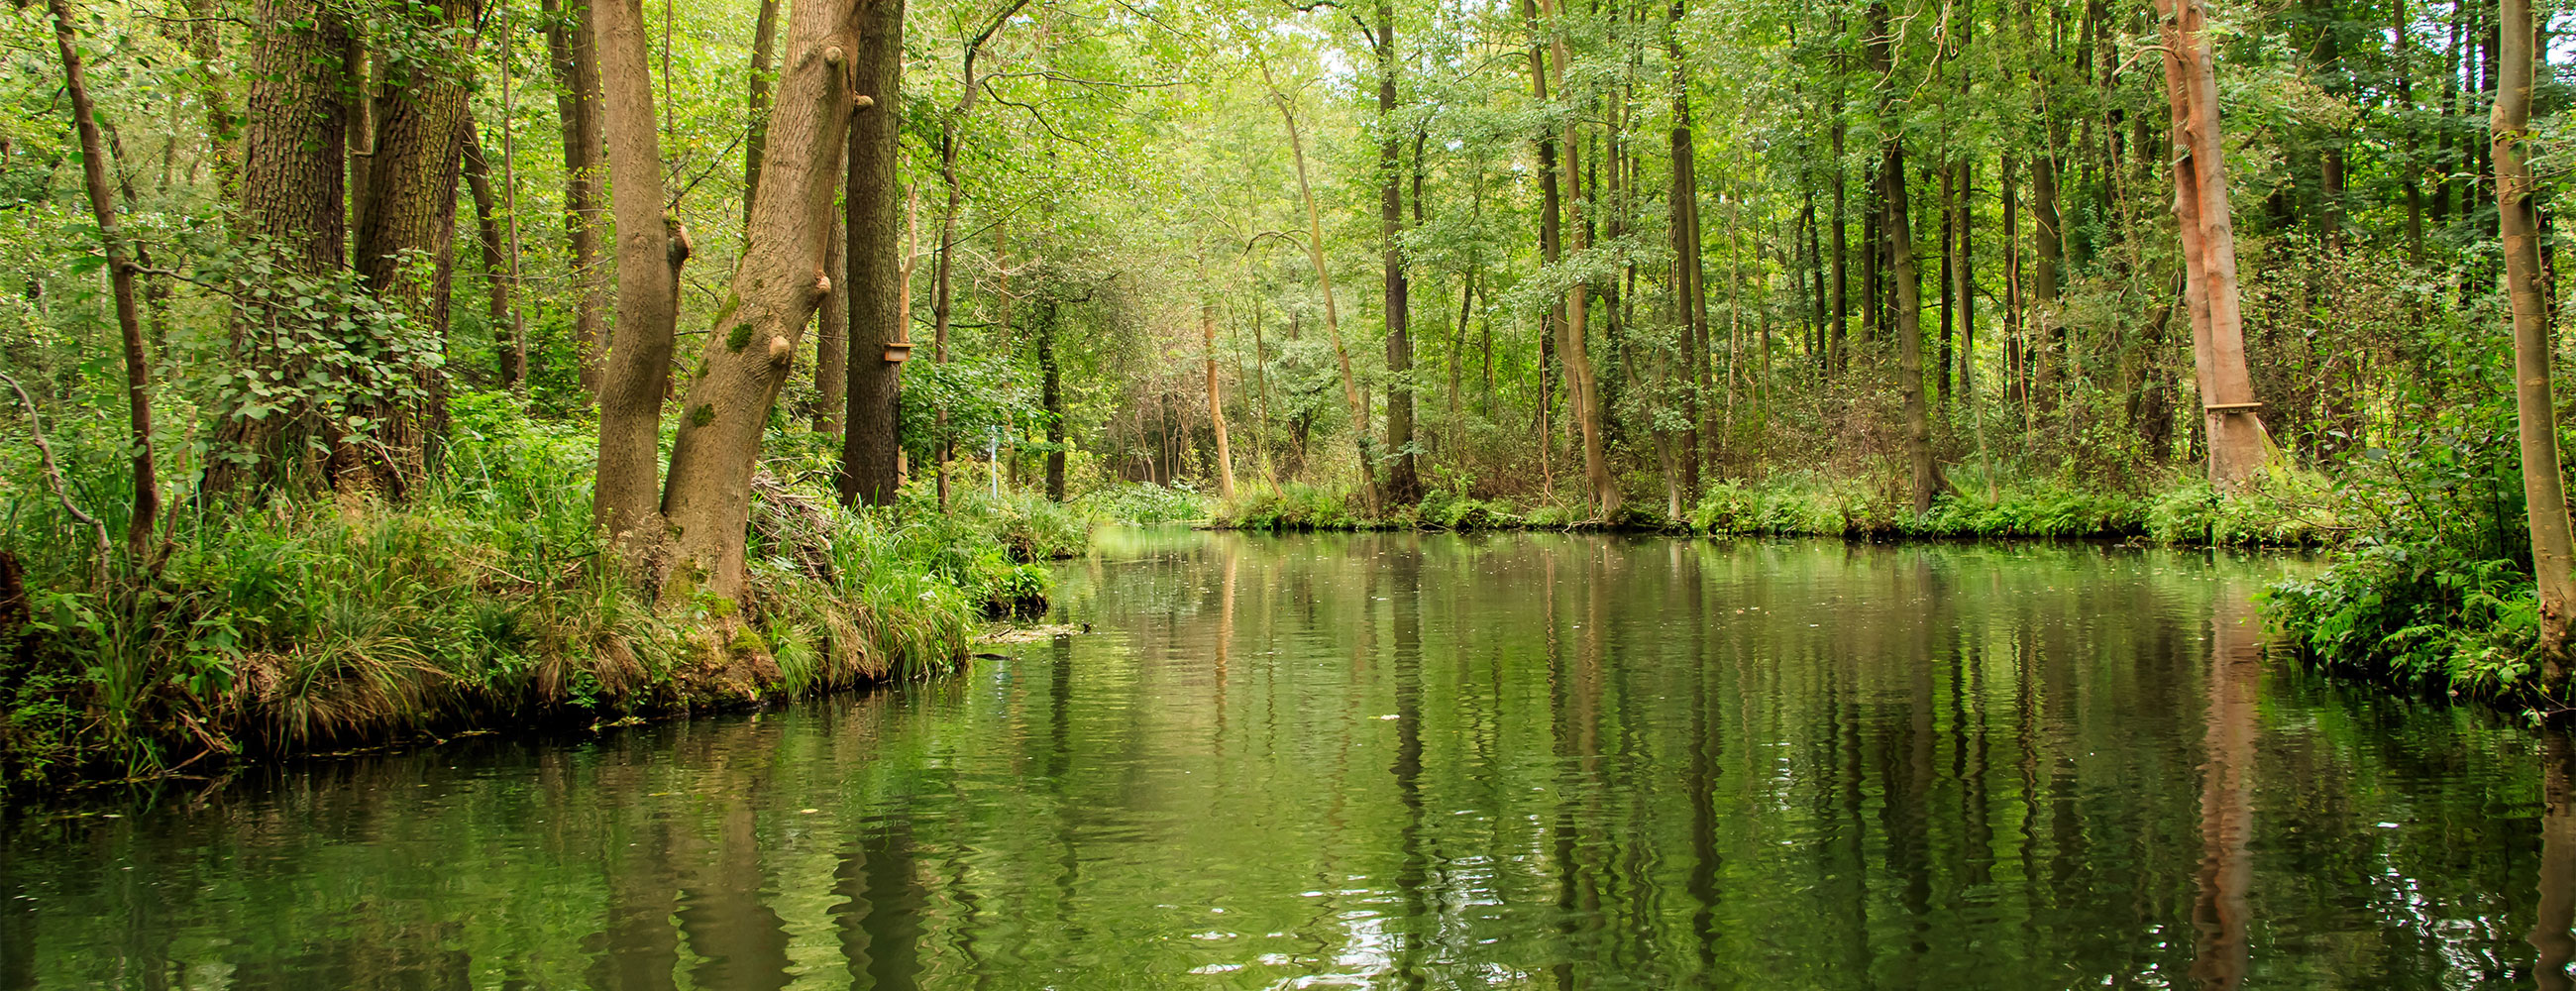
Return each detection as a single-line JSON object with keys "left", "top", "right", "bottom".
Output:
{"left": 1526, "top": 0, "right": 1563, "bottom": 488}
{"left": 2160, "top": 0, "right": 2272, "bottom": 490}
{"left": 813, "top": 189, "right": 848, "bottom": 434}
{"left": 2495, "top": 0, "right": 2575, "bottom": 678}
{"left": 348, "top": 0, "right": 482, "bottom": 499}
{"left": 2030, "top": 151, "right": 2063, "bottom": 408}
{"left": 1871, "top": 0, "right": 1942, "bottom": 513}
{"left": 1263, "top": 59, "right": 1379, "bottom": 513}
{"left": 1038, "top": 303, "right": 1065, "bottom": 500}
{"left": 206, "top": 0, "right": 350, "bottom": 496}
{"left": 1374, "top": 0, "right": 1422, "bottom": 505}
{"left": 661, "top": 0, "right": 864, "bottom": 601}
{"left": 1669, "top": 0, "right": 1708, "bottom": 494}
{"left": 462, "top": 126, "right": 528, "bottom": 388}
{"left": 1204, "top": 296, "right": 1236, "bottom": 499}
{"left": 742, "top": 0, "right": 780, "bottom": 232}
{"left": 838, "top": 0, "right": 906, "bottom": 507}
{"left": 593, "top": 0, "right": 684, "bottom": 552}
{"left": 543, "top": 0, "right": 608, "bottom": 398}
{"left": 1829, "top": 97, "right": 1850, "bottom": 375}
{"left": 1541, "top": 0, "right": 1617, "bottom": 517}
{"left": 46, "top": 0, "right": 158, "bottom": 560}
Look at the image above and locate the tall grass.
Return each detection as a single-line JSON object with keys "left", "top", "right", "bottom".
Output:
{"left": 0, "top": 392, "right": 1077, "bottom": 790}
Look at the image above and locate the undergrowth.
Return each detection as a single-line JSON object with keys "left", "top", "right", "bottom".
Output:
{"left": 0, "top": 392, "right": 1081, "bottom": 792}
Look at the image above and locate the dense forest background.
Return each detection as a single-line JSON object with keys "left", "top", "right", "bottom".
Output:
{"left": 2, "top": 0, "right": 2574, "bottom": 780}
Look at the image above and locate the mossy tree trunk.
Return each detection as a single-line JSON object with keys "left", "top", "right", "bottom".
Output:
{"left": 346, "top": 0, "right": 482, "bottom": 499}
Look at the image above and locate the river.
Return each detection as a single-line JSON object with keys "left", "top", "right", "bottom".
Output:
{"left": 5, "top": 530, "right": 2573, "bottom": 988}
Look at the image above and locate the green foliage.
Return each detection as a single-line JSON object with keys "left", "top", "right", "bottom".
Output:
{"left": 1072, "top": 481, "right": 1211, "bottom": 524}
{"left": 1219, "top": 484, "right": 1367, "bottom": 531}
{"left": 2269, "top": 544, "right": 2542, "bottom": 699}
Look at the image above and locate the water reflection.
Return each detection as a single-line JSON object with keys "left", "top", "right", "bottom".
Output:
{"left": 8, "top": 532, "right": 2576, "bottom": 989}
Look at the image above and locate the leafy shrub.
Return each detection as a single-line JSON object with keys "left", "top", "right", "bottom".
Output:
{"left": 1073, "top": 482, "right": 1211, "bottom": 525}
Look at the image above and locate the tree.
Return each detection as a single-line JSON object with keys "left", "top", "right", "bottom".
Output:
{"left": 2157, "top": 0, "right": 2269, "bottom": 490}
{"left": 542, "top": 0, "right": 608, "bottom": 397}
{"left": 1364, "top": 0, "right": 1421, "bottom": 505}
{"left": 660, "top": 0, "right": 866, "bottom": 600}
{"left": 44, "top": 0, "right": 159, "bottom": 560}
{"left": 593, "top": 0, "right": 686, "bottom": 555}
{"left": 1263, "top": 55, "right": 1380, "bottom": 513}
{"left": 346, "top": 0, "right": 484, "bottom": 498}
{"left": 2493, "top": 0, "right": 2574, "bottom": 679}
{"left": 205, "top": 0, "right": 351, "bottom": 496}
{"left": 839, "top": 0, "right": 906, "bottom": 508}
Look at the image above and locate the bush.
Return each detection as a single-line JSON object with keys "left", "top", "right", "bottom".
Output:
{"left": 1072, "top": 482, "right": 1211, "bottom": 525}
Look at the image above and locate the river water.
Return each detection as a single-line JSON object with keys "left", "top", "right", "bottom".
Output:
{"left": 6, "top": 530, "right": 2573, "bottom": 989}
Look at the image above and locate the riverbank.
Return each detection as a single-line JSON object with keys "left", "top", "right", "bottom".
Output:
{"left": 1210, "top": 471, "right": 2340, "bottom": 546}
{"left": 0, "top": 401, "right": 1089, "bottom": 795}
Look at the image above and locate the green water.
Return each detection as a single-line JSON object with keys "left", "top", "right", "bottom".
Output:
{"left": 6, "top": 531, "right": 2573, "bottom": 989}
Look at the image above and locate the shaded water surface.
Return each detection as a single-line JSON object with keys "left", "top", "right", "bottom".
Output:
{"left": 7, "top": 531, "right": 2576, "bottom": 989}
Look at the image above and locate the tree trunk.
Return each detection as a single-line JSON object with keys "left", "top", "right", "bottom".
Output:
{"left": 543, "top": 0, "right": 608, "bottom": 398}
{"left": 1374, "top": 0, "right": 1421, "bottom": 505}
{"left": 1263, "top": 58, "right": 1379, "bottom": 513}
{"left": 742, "top": 0, "right": 780, "bottom": 232}
{"left": 1669, "top": 0, "right": 1707, "bottom": 495}
{"left": 1204, "top": 297, "right": 1236, "bottom": 499}
{"left": 205, "top": 0, "right": 350, "bottom": 496}
{"left": 348, "top": 0, "right": 482, "bottom": 499}
{"left": 662, "top": 0, "right": 864, "bottom": 601}
{"left": 2160, "top": 0, "right": 2271, "bottom": 490}
{"left": 593, "top": 0, "right": 683, "bottom": 552}
{"left": 1039, "top": 302, "right": 1066, "bottom": 499}
{"left": 2496, "top": 0, "right": 2576, "bottom": 678}
{"left": 462, "top": 126, "right": 528, "bottom": 388}
{"left": 813, "top": 189, "right": 848, "bottom": 435}
{"left": 1877, "top": 107, "right": 1941, "bottom": 515}
{"left": 47, "top": 0, "right": 159, "bottom": 560}
{"left": 838, "top": 0, "right": 906, "bottom": 507}
{"left": 1541, "top": 0, "right": 1616, "bottom": 517}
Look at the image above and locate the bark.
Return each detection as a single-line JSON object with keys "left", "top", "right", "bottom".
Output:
{"left": 543, "top": 0, "right": 608, "bottom": 397}
{"left": 1541, "top": 0, "right": 1617, "bottom": 517}
{"left": 1039, "top": 304, "right": 1065, "bottom": 500}
{"left": 2160, "top": 0, "right": 2272, "bottom": 492}
{"left": 1526, "top": 0, "right": 1563, "bottom": 479}
{"left": 812, "top": 190, "right": 848, "bottom": 435}
{"left": 348, "top": 0, "right": 483, "bottom": 498}
{"left": 594, "top": 0, "right": 684, "bottom": 551}
{"left": 206, "top": 0, "right": 349, "bottom": 496}
{"left": 1830, "top": 99, "right": 1850, "bottom": 373}
{"left": 462, "top": 126, "right": 528, "bottom": 387}
{"left": 742, "top": 0, "right": 781, "bottom": 232}
{"left": 47, "top": 0, "right": 159, "bottom": 561}
{"left": 1874, "top": 90, "right": 1941, "bottom": 514}
{"left": 1204, "top": 297, "right": 1236, "bottom": 499}
{"left": 838, "top": 0, "right": 906, "bottom": 507}
{"left": 2496, "top": 0, "right": 2576, "bottom": 677}
{"left": 1263, "top": 58, "right": 1379, "bottom": 512}
{"left": 662, "top": 0, "right": 865, "bottom": 600}
{"left": 1374, "top": 0, "right": 1422, "bottom": 505}
{"left": 1668, "top": 0, "right": 1707, "bottom": 495}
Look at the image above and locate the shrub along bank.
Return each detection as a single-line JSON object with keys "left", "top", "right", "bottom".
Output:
{"left": 0, "top": 395, "right": 1090, "bottom": 794}
{"left": 1213, "top": 470, "right": 2339, "bottom": 546}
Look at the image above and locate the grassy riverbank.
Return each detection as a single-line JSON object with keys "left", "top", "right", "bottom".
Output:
{"left": 0, "top": 397, "right": 1089, "bottom": 794}
{"left": 1211, "top": 470, "right": 2339, "bottom": 546}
